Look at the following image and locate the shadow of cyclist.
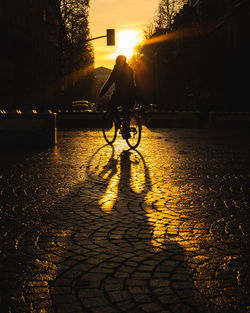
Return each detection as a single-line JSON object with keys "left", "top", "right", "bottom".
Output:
{"left": 36, "top": 145, "right": 208, "bottom": 312}
{"left": 52, "top": 146, "right": 206, "bottom": 312}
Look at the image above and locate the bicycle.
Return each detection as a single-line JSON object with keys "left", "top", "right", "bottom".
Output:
{"left": 102, "top": 103, "right": 142, "bottom": 149}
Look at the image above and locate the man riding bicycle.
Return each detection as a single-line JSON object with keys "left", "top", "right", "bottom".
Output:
{"left": 99, "top": 55, "right": 136, "bottom": 139}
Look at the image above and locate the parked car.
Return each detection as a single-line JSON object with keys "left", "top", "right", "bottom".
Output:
{"left": 71, "top": 100, "right": 95, "bottom": 112}
{"left": 147, "top": 103, "right": 163, "bottom": 112}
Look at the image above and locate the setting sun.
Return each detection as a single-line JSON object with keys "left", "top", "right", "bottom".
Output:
{"left": 111, "top": 29, "right": 141, "bottom": 60}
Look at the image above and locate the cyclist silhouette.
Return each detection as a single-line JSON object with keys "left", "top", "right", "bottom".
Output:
{"left": 99, "top": 55, "right": 136, "bottom": 139}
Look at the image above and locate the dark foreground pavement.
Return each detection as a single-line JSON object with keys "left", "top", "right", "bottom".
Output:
{"left": 0, "top": 127, "right": 249, "bottom": 313}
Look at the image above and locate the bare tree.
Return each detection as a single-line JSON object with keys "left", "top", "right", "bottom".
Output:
{"left": 60, "top": 0, "right": 89, "bottom": 45}
{"left": 156, "top": 0, "right": 188, "bottom": 30}
{"left": 59, "top": 0, "right": 94, "bottom": 102}
{"left": 143, "top": 21, "right": 158, "bottom": 40}
{"left": 60, "top": 0, "right": 93, "bottom": 69}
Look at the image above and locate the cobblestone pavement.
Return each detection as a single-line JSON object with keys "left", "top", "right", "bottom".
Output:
{"left": 0, "top": 127, "right": 249, "bottom": 313}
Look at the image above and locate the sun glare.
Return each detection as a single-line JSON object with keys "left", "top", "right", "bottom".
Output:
{"left": 110, "top": 29, "right": 141, "bottom": 60}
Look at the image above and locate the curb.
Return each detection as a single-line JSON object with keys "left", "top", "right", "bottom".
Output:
{"left": 0, "top": 111, "right": 57, "bottom": 146}
{"left": 145, "top": 111, "right": 202, "bottom": 128}
{"left": 145, "top": 111, "right": 250, "bottom": 128}
{"left": 209, "top": 112, "right": 250, "bottom": 127}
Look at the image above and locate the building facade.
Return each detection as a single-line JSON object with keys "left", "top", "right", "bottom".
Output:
{"left": 140, "top": 0, "right": 250, "bottom": 112}
{"left": 0, "top": 0, "right": 61, "bottom": 110}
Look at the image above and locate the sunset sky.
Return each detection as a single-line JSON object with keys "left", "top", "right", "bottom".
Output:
{"left": 89, "top": 0, "right": 159, "bottom": 69}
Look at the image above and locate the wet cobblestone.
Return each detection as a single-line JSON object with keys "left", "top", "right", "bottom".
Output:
{"left": 0, "top": 127, "right": 249, "bottom": 313}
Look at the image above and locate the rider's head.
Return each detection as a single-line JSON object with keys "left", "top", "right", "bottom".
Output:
{"left": 115, "top": 55, "right": 127, "bottom": 67}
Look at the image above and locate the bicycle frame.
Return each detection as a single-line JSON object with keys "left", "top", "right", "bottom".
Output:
{"left": 102, "top": 103, "right": 142, "bottom": 149}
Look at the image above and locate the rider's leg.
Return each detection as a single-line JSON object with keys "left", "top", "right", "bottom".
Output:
{"left": 109, "top": 95, "right": 121, "bottom": 128}
{"left": 121, "top": 105, "right": 132, "bottom": 139}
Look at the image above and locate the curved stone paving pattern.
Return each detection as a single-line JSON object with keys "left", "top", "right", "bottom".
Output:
{"left": 0, "top": 128, "right": 249, "bottom": 313}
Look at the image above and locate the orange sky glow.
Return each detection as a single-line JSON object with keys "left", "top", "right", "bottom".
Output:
{"left": 89, "top": 0, "right": 159, "bottom": 69}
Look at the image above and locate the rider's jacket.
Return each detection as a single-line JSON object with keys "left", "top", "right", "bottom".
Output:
{"left": 100, "top": 63, "right": 136, "bottom": 106}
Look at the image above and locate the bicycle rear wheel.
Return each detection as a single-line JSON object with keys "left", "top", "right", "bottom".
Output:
{"left": 102, "top": 111, "right": 117, "bottom": 144}
{"left": 126, "top": 112, "right": 141, "bottom": 149}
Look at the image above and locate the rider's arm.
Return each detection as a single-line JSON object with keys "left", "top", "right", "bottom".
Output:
{"left": 99, "top": 69, "right": 116, "bottom": 97}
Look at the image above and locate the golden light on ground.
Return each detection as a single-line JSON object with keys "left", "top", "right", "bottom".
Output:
{"left": 99, "top": 174, "right": 119, "bottom": 214}
{"left": 129, "top": 152, "right": 146, "bottom": 194}
{"left": 97, "top": 146, "right": 147, "bottom": 213}
{"left": 109, "top": 29, "right": 142, "bottom": 60}
{"left": 81, "top": 130, "right": 185, "bottom": 252}
{"left": 144, "top": 178, "right": 181, "bottom": 252}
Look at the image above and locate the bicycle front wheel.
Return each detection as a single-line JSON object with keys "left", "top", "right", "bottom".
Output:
{"left": 102, "top": 111, "right": 117, "bottom": 144}
{"left": 126, "top": 112, "right": 141, "bottom": 149}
